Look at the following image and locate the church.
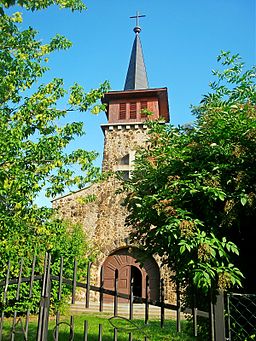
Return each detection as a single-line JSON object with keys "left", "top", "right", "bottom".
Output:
{"left": 53, "top": 15, "right": 174, "bottom": 303}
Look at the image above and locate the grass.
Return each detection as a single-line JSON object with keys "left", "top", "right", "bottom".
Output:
{"left": 1, "top": 312, "right": 197, "bottom": 340}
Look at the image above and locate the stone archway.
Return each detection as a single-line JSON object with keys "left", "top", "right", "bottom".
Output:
{"left": 102, "top": 247, "right": 160, "bottom": 302}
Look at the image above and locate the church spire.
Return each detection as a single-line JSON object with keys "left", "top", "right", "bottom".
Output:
{"left": 124, "top": 12, "right": 149, "bottom": 91}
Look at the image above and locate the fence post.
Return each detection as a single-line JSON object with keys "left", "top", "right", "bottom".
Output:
{"left": 69, "top": 259, "right": 77, "bottom": 341}
{"left": 114, "top": 269, "right": 118, "bottom": 317}
{"left": 83, "top": 320, "right": 88, "bottom": 341}
{"left": 98, "top": 323, "right": 102, "bottom": 341}
{"left": 130, "top": 275, "right": 134, "bottom": 320}
{"left": 160, "top": 278, "right": 164, "bottom": 328}
{"left": 176, "top": 282, "right": 181, "bottom": 332}
{"left": 209, "top": 290, "right": 215, "bottom": 341}
{"left": 145, "top": 276, "right": 149, "bottom": 325}
{"left": 25, "top": 255, "right": 36, "bottom": 340}
{"left": 10, "top": 258, "right": 24, "bottom": 341}
{"left": 226, "top": 293, "right": 231, "bottom": 341}
{"left": 0, "top": 259, "right": 11, "bottom": 341}
{"left": 36, "top": 253, "right": 51, "bottom": 341}
{"left": 214, "top": 290, "right": 225, "bottom": 341}
{"left": 192, "top": 289, "right": 198, "bottom": 337}
{"left": 71, "top": 259, "right": 77, "bottom": 305}
{"left": 55, "top": 256, "right": 63, "bottom": 341}
{"left": 86, "top": 262, "right": 91, "bottom": 309}
{"left": 113, "top": 328, "right": 117, "bottom": 341}
{"left": 99, "top": 267, "right": 104, "bottom": 312}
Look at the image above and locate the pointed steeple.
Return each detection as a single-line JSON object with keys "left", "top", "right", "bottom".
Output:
{"left": 124, "top": 13, "right": 149, "bottom": 91}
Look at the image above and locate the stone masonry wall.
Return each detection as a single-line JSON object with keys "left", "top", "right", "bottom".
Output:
{"left": 53, "top": 125, "right": 176, "bottom": 303}
{"left": 53, "top": 125, "right": 148, "bottom": 260}
{"left": 53, "top": 177, "right": 129, "bottom": 264}
{"left": 102, "top": 124, "right": 148, "bottom": 172}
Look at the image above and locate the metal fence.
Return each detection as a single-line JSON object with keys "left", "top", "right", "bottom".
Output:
{"left": 226, "top": 292, "right": 256, "bottom": 341}
{"left": 0, "top": 253, "right": 227, "bottom": 340}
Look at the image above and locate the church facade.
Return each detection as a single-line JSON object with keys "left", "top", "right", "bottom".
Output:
{"left": 53, "top": 20, "right": 174, "bottom": 303}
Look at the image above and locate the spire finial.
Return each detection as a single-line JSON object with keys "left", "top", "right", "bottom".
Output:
{"left": 130, "top": 11, "right": 146, "bottom": 34}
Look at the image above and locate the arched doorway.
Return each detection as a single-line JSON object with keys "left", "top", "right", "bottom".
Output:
{"left": 102, "top": 247, "right": 160, "bottom": 302}
{"left": 131, "top": 266, "right": 142, "bottom": 297}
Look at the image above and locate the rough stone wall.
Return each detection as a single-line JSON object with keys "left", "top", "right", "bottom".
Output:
{"left": 102, "top": 124, "right": 148, "bottom": 172}
{"left": 53, "top": 125, "right": 148, "bottom": 262}
{"left": 160, "top": 264, "right": 177, "bottom": 304}
{"left": 53, "top": 175, "right": 130, "bottom": 299}
{"left": 53, "top": 124, "right": 176, "bottom": 303}
{"left": 53, "top": 177, "right": 129, "bottom": 263}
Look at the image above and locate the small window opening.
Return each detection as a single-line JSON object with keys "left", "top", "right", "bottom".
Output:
{"left": 117, "top": 170, "right": 130, "bottom": 180}
{"left": 120, "top": 154, "right": 129, "bottom": 165}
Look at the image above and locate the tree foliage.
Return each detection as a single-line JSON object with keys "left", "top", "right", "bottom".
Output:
{"left": 125, "top": 52, "right": 256, "bottom": 293}
{"left": 0, "top": 0, "right": 109, "bottom": 311}
{"left": 0, "top": 0, "right": 86, "bottom": 12}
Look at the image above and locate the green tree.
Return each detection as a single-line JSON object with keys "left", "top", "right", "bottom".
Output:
{"left": 0, "top": 0, "right": 86, "bottom": 12}
{"left": 0, "top": 0, "right": 109, "bottom": 311}
{"left": 125, "top": 52, "right": 256, "bottom": 294}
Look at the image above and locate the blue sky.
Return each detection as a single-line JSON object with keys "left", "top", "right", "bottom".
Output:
{"left": 8, "top": 0, "right": 256, "bottom": 205}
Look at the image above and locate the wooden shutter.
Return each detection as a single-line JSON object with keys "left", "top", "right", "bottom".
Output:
{"left": 119, "top": 103, "right": 126, "bottom": 120}
{"left": 130, "top": 102, "right": 137, "bottom": 119}
{"left": 140, "top": 101, "right": 148, "bottom": 118}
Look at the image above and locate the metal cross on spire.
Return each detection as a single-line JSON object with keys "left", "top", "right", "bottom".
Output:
{"left": 130, "top": 11, "right": 146, "bottom": 33}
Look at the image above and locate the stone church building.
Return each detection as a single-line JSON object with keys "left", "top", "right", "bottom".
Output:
{"left": 53, "top": 20, "right": 174, "bottom": 302}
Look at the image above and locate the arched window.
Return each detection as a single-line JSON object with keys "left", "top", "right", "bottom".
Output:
{"left": 120, "top": 154, "right": 129, "bottom": 165}
{"left": 114, "top": 151, "right": 135, "bottom": 180}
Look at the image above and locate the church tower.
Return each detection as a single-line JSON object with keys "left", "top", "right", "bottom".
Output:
{"left": 97, "top": 16, "right": 171, "bottom": 302}
{"left": 101, "top": 15, "right": 169, "bottom": 178}
{"left": 53, "top": 14, "right": 172, "bottom": 303}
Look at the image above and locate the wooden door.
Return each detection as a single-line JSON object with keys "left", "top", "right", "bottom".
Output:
{"left": 102, "top": 247, "right": 160, "bottom": 303}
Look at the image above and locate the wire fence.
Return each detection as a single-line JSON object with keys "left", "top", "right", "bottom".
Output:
{"left": 226, "top": 292, "right": 256, "bottom": 341}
